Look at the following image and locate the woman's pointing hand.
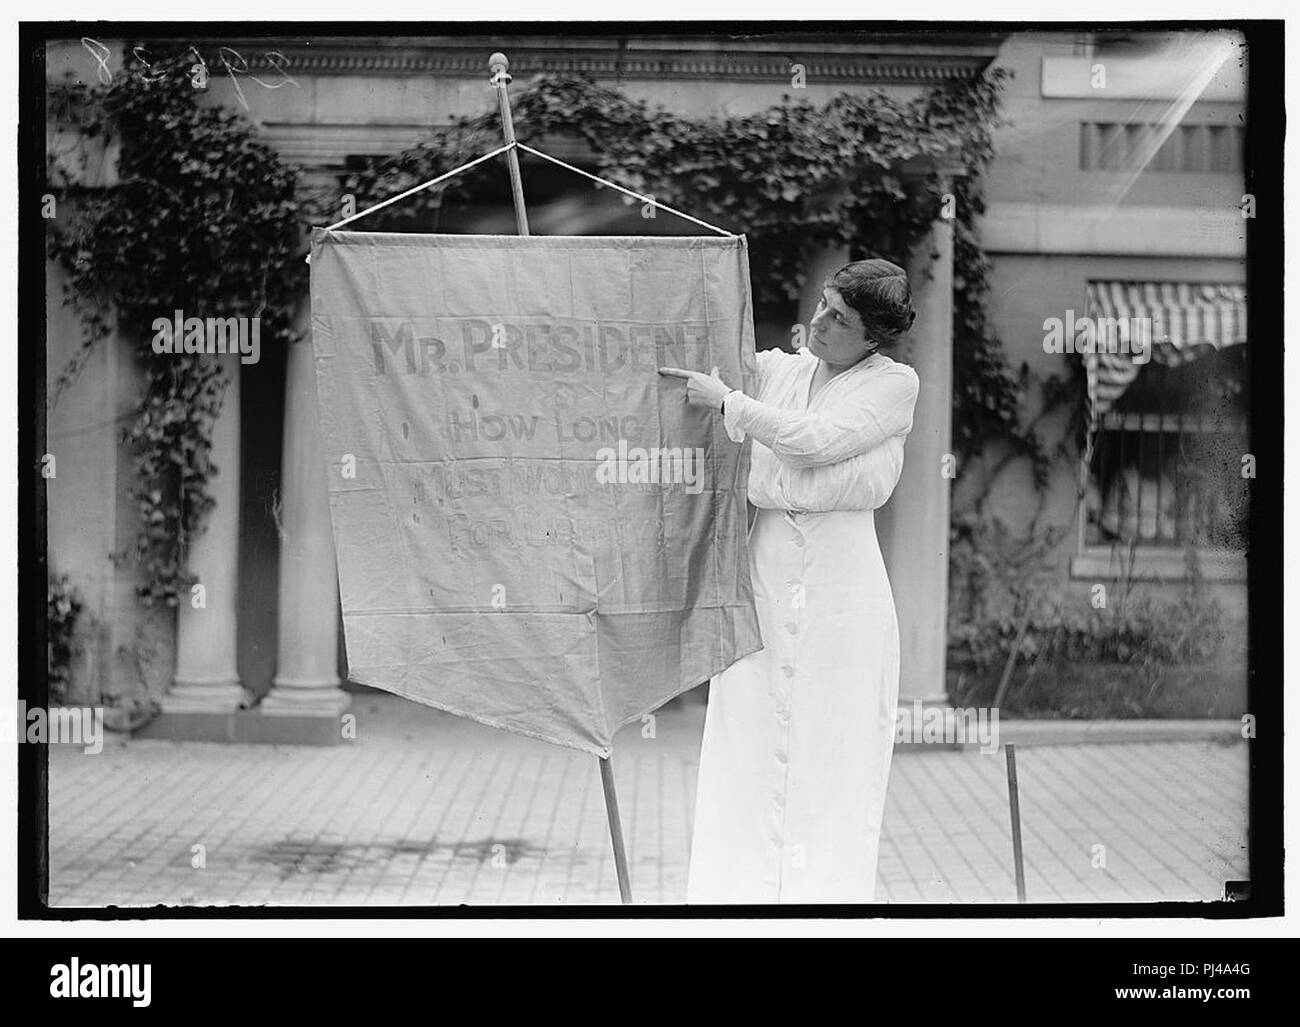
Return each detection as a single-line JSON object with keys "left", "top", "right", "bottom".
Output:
{"left": 658, "top": 365, "right": 733, "bottom": 411}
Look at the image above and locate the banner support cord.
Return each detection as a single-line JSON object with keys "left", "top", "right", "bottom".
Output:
{"left": 490, "top": 50, "right": 632, "bottom": 904}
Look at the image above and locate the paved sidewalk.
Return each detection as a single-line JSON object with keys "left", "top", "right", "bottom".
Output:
{"left": 48, "top": 694, "right": 1249, "bottom": 907}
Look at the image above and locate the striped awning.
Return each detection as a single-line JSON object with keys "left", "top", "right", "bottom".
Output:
{"left": 1083, "top": 281, "right": 1247, "bottom": 418}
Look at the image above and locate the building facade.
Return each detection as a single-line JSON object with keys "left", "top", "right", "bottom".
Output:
{"left": 43, "top": 29, "right": 1247, "bottom": 736}
{"left": 975, "top": 31, "right": 1248, "bottom": 612}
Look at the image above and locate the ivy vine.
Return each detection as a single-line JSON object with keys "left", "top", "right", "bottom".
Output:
{"left": 47, "top": 573, "right": 85, "bottom": 705}
{"left": 48, "top": 49, "right": 306, "bottom": 606}
{"left": 343, "top": 70, "right": 1045, "bottom": 471}
{"left": 50, "top": 56, "right": 1056, "bottom": 617}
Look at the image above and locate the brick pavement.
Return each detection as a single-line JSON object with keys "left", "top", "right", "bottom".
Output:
{"left": 47, "top": 694, "right": 1249, "bottom": 907}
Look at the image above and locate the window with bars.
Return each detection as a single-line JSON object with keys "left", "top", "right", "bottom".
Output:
{"left": 1082, "top": 284, "right": 1249, "bottom": 551}
{"left": 1078, "top": 121, "right": 1243, "bottom": 173}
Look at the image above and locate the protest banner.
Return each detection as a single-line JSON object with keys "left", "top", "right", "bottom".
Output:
{"left": 309, "top": 230, "right": 762, "bottom": 757}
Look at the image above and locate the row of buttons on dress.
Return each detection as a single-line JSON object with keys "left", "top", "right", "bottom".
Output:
{"left": 771, "top": 508, "right": 807, "bottom": 877}
{"left": 782, "top": 509, "right": 805, "bottom": 659}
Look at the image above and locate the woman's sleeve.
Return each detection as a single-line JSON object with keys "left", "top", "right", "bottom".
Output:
{"left": 724, "top": 364, "right": 919, "bottom": 468}
{"left": 753, "top": 346, "right": 789, "bottom": 392}
{"left": 722, "top": 346, "right": 793, "bottom": 445}
{"left": 776, "top": 438, "right": 905, "bottom": 512}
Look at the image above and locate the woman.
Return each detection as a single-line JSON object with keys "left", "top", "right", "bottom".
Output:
{"left": 659, "top": 258, "right": 919, "bottom": 903}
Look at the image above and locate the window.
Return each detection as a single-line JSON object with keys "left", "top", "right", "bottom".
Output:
{"left": 1081, "top": 281, "right": 1249, "bottom": 552}
{"left": 1078, "top": 121, "right": 1243, "bottom": 173}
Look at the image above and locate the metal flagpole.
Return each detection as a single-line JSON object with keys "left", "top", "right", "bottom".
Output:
{"left": 1005, "top": 743, "right": 1027, "bottom": 902}
{"left": 599, "top": 757, "right": 633, "bottom": 904}
{"left": 488, "top": 51, "right": 633, "bottom": 905}
{"left": 489, "top": 52, "right": 530, "bottom": 237}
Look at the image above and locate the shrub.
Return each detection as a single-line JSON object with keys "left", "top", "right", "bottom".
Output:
{"left": 47, "top": 573, "right": 84, "bottom": 705}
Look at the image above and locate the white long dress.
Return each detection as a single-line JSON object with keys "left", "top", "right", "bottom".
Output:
{"left": 686, "top": 345, "right": 919, "bottom": 903}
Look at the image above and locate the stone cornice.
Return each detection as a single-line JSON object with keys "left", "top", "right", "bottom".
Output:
{"left": 156, "top": 34, "right": 1005, "bottom": 85}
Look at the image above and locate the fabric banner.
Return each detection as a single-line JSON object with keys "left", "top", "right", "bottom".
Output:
{"left": 309, "top": 230, "right": 763, "bottom": 756}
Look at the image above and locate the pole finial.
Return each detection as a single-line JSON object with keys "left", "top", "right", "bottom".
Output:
{"left": 488, "top": 52, "right": 510, "bottom": 78}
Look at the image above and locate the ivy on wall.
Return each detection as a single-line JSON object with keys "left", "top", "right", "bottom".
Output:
{"left": 345, "top": 72, "right": 1042, "bottom": 471}
{"left": 48, "top": 51, "right": 306, "bottom": 606}
{"left": 50, "top": 53, "right": 1055, "bottom": 617}
{"left": 47, "top": 573, "right": 84, "bottom": 705}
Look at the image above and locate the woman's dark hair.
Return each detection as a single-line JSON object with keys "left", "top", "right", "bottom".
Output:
{"left": 825, "top": 258, "right": 917, "bottom": 347}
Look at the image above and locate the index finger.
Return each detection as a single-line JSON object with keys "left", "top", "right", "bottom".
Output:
{"left": 657, "top": 366, "right": 696, "bottom": 379}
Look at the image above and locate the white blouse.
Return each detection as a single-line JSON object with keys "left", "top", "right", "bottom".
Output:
{"left": 722, "top": 347, "right": 920, "bottom": 512}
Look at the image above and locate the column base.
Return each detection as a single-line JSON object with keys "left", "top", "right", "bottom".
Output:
{"left": 160, "top": 679, "right": 249, "bottom": 714}
{"left": 136, "top": 704, "right": 349, "bottom": 745}
{"left": 260, "top": 678, "right": 351, "bottom": 717}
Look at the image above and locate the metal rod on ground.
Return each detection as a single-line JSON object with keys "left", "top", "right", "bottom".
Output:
{"left": 992, "top": 610, "right": 1030, "bottom": 710}
{"left": 488, "top": 52, "right": 529, "bottom": 236}
{"left": 487, "top": 51, "right": 631, "bottom": 903}
{"left": 599, "top": 756, "right": 633, "bottom": 904}
{"left": 1005, "top": 742, "right": 1027, "bottom": 902}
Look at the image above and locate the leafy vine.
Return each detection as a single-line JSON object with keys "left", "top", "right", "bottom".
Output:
{"left": 47, "top": 573, "right": 85, "bottom": 705}
{"left": 47, "top": 49, "right": 307, "bottom": 606}
{"left": 342, "top": 70, "right": 1046, "bottom": 471}
{"left": 50, "top": 59, "right": 1055, "bottom": 615}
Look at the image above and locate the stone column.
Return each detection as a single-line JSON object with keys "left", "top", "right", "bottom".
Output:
{"left": 877, "top": 166, "right": 960, "bottom": 707}
{"left": 162, "top": 356, "right": 247, "bottom": 712}
{"left": 797, "top": 245, "right": 851, "bottom": 340}
{"left": 260, "top": 332, "right": 351, "bottom": 717}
